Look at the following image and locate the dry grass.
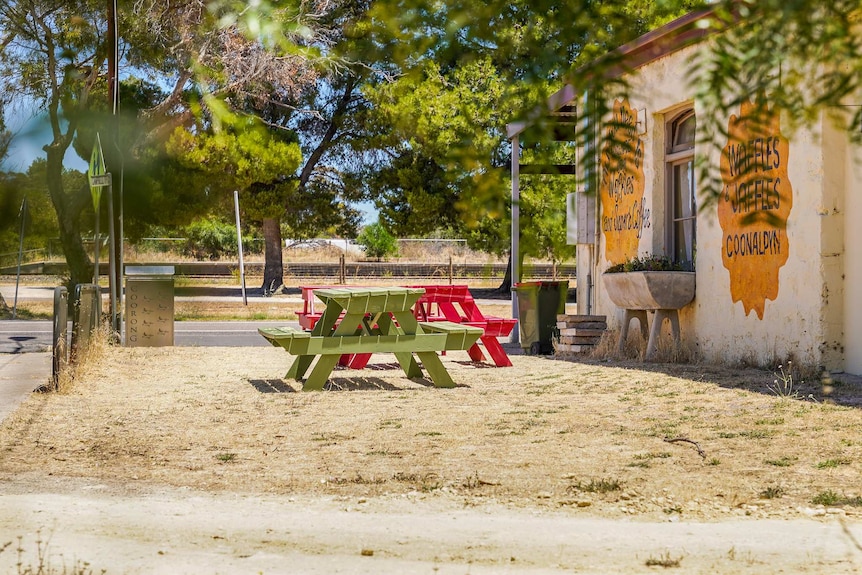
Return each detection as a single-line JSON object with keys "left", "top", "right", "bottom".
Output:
{"left": 588, "top": 328, "right": 699, "bottom": 364}
{"left": 173, "top": 300, "right": 300, "bottom": 321}
{"left": 2, "top": 345, "right": 861, "bottom": 521}
{"left": 56, "top": 325, "right": 113, "bottom": 394}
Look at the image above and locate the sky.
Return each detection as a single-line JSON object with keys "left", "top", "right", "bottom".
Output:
{"left": 3, "top": 108, "right": 88, "bottom": 173}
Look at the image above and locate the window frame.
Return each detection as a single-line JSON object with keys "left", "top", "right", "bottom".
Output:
{"left": 665, "top": 109, "right": 697, "bottom": 270}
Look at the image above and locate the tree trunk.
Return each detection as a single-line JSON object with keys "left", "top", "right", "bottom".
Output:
{"left": 497, "top": 251, "right": 513, "bottom": 295}
{"left": 261, "top": 217, "right": 284, "bottom": 294}
{"left": 45, "top": 146, "right": 92, "bottom": 288}
{"left": 0, "top": 291, "right": 8, "bottom": 315}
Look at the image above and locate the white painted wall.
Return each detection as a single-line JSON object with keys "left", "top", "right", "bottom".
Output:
{"left": 845, "top": 136, "right": 862, "bottom": 374}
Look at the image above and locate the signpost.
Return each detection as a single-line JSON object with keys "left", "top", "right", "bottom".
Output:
{"left": 88, "top": 134, "right": 120, "bottom": 338}
{"left": 12, "top": 198, "right": 27, "bottom": 319}
{"left": 234, "top": 191, "right": 247, "bottom": 306}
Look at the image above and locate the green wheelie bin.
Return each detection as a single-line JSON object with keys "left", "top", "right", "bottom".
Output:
{"left": 513, "top": 281, "right": 569, "bottom": 355}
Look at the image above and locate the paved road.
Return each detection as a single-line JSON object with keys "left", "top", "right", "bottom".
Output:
{"left": 0, "top": 320, "right": 300, "bottom": 352}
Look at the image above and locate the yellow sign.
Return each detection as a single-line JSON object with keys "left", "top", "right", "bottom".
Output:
{"left": 718, "top": 100, "right": 793, "bottom": 320}
{"left": 601, "top": 99, "right": 648, "bottom": 265}
{"left": 88, "top": 133, "right": 107, "bottom": 210}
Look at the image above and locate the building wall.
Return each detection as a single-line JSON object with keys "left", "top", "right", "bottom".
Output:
{"left": 591, "top": 43, "right": 856, "bottom": 373}
{"left": 845, "top": 127, "right": 862, "bottom": 374}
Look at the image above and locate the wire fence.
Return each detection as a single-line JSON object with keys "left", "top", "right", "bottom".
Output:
{"left": 1, "top": 237, "right": 576, "bottom": 282}
{"left": 2, "top": 260, "right": 575, "bottom": 283}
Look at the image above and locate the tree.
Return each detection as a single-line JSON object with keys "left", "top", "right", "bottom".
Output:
{"left": 166, "top": 116, "right": 302, "bottom": 292}
{"left": 230, "top": 2, "right": 377, "bottom": 288}
{"left": 0, "top": 107, "right": 11, "bottom": 164}
{"left": 693, "top": 1, "right": 862, "bottom": 202}
{"left": 155, "top": 0, "right": 367, "bottom": 291}
{"left": 363, "top": 57, "right": 514, "bottom": 255}
{"left": 0, "top": 0, "right": 328, "bottom": 287}
{"left": 0, "top": 159, "right": 67, "bottom": 257}
{"left": 0, "top": 0, "right": 109, "bottom": 287}
{"left": 362, "top": 0, "right": 862, "bottom": 207}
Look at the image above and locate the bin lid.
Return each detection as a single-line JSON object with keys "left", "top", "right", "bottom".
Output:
{"left": 514, "top": 280, "right": 567, "bottom": 288}
{"left": 125, "top": 265, "right": 175, "bottom": 276}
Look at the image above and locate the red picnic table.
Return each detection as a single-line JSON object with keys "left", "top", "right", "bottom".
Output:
{"left": 408, "top": 285, "right": 516, "bottom": 367}
{"left": 296, "top": 285, "right": 343, "bottom": 331}
{"left": 296, "top": 284, "right": 515, "bottom": 368}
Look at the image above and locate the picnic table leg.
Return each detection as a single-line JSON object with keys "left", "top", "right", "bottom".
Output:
{"left": 343, "top": 313, "right": 379, "bottom": 369}
{"left": 480, "top": 336, "right": 512, "bottom": 367}
{"left": 438, "top": 302, "right": 464, "bottom": 322}
{"left": 300, "top": 309, "right": 366, "bottom": 388}
{"left": 467, "top": 343, "right": 487, "bottom": 362}
{"left": 287, "top": 355, "right": 315, "bottom": 380}
{"left": 340, "top": 321, "right": 367, "bottom": 367}
{"left": 347, "top": 354, "right": 372, "bottom": 369}
{"left": 414, "top": 352, "right": 455, "bottom": 388}
{"left": 387, "top": 311, "right": 424, "bottom": 377}
{"left": 302, "top": 354, "right": 342, "bottom": 390}
{"left": 392, "top": 352, "right": 423, "bottom": 378}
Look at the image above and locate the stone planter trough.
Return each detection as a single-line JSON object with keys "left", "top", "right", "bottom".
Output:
{"left": 602, "top": 271, "right": 696, "bottom": 360}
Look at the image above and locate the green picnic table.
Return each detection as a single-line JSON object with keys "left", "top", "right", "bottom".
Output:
{"left": 259, "top": 287, "right": 483, "bottom": 390}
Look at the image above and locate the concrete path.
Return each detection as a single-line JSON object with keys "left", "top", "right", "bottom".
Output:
{"left": 2, "top": 481, "right": 861, "bottom": 574}
{"left": 0, "top": 352, "right": 50, "bottom": 424}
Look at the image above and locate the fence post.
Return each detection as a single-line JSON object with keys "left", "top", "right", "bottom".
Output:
{"left": 449, "top": 255, "right": 453, "bottom": 284}
{"left": 52, "top": 287, "right": 69, "bottom": 390}
{"left": 71, "top": 283, "right": 100, "bottom": 363}
{"left": 339, "top": 253, "right": 346, "bottom": 284}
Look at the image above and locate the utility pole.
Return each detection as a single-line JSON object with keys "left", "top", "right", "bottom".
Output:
{"left": 107, "top": 0, "right": 123, "bottom": 338}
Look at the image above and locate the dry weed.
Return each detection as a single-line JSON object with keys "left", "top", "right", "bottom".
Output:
{"left": 56, "top": 324, "right": 113, "bottom": 394}
{"left": 589, "top": 322, "right": 698, "bottom": 364}
{"left": 589, "top": 328, "right": 642, "bottom": 361}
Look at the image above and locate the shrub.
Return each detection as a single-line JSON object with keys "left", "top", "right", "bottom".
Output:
{"left": 356, "top": 223, "right": 398, "bottom": 261}
{"left": 181, "top": 220, "right": 244, "bottom": 260}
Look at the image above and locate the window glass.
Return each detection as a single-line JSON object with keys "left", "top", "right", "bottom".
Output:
{"left": 673, "top": 114, "right": 696, "bottom": 149}
{"left": 667, "top": 110, "right": 696, "bottom": 270}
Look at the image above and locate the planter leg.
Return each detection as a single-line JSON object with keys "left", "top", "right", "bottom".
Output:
{"left": 619, "top": 309, "right": 649, "bottom": 353}
{"left": 646, "top": 309, "right": 680, "bottom": 360}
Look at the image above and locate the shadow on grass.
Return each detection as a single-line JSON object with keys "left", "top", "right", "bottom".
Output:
{"left": 249, "top": 379, "right": 297, "bottom": 393}
{"left": 325, "top": 377, "right": 406, "bottom": 391}
{"left": 562, "top": 354, "right": 862, "bottom": 409}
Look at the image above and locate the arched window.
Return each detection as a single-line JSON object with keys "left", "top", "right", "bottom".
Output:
{"left": 666, "top": 110, "right": 696, "bottom": 269}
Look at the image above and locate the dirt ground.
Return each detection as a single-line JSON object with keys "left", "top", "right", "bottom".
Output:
{"left": 1, "top": 345, "right": 862, "bottom": 573}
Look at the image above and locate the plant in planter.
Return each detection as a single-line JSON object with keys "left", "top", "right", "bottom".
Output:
{"left": 605, "top": 254, "right": 684, "bottom": 274}
{"left": 603, "top": 254, "right": 695, "bottom": 310}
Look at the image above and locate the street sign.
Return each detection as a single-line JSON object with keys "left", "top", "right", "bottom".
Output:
{"left": 90, "top": 173, "right": 112, "bottom": 187}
